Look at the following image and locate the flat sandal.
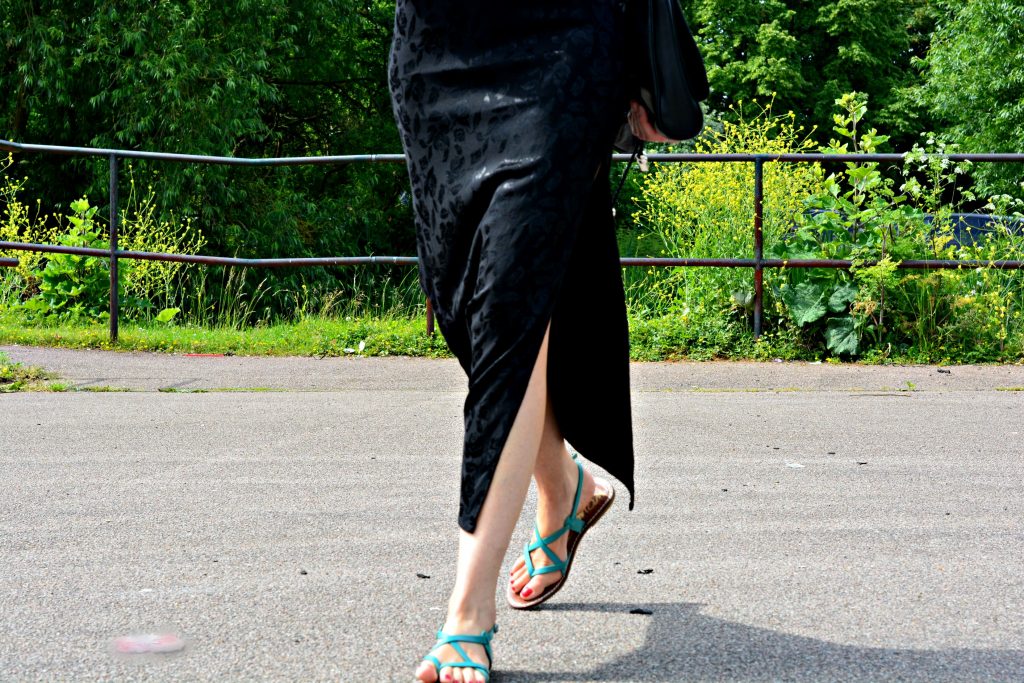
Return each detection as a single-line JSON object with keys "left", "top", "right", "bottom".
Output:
{"left": 507, "top": 456, "right": 615, "bottom": 610}
{"left": 421, "top": 625, "right": 497, "bottom": 682}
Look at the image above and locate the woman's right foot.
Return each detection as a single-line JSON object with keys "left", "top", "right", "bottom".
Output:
{"left": 415, "top": 613, "right": 495, "bottom": 683}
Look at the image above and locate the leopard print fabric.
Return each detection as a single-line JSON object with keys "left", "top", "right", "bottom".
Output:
{"left": 389, "top": 0, "right": 635, "bottom": 532}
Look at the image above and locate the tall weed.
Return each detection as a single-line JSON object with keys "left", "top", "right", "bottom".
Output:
{"left": 2, "top": 158, "right": 206, "bottom": 322}
{"left": 633, "top": 100, "right": 821, "bottom": 323}
{"left": 117, "top": 169, "right": 206, "bottom": 316}
{"left": 1, "top": 154, "right": 61, "bottom": 302}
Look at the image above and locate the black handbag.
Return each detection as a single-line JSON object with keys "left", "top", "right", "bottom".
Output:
{"left": 622, "top": 0, "right": 709, "bottom": 143}
{"left": 611, "top": 0, "right": 708, "bottom": 208}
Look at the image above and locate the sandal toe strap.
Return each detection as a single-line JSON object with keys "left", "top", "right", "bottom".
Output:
{"left": 426, "top": 626, "right": 498, "bottom": 677}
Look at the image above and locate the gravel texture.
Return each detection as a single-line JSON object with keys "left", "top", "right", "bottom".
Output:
{"left": 1, "top": 347, "right": 1021, "bottom": 681}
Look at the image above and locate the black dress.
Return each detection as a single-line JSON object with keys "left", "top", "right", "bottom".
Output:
{"left": 389, "top": 0, "right": 635, "bottom": 532}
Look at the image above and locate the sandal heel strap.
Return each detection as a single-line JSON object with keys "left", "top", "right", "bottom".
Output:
{"left": 522, "top": 459, "right": 587, "bottom": 578}
{"left": 568, "top": 459, "right": 585, "bottom": 519}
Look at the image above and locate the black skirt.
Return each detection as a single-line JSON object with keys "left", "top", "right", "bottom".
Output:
{"left": 389, "top": 0, "right": 635, "bottom": 532}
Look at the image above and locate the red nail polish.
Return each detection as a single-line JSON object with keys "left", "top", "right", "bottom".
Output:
{"left": 521, "top": 587, "right": 533, "bottom": 598}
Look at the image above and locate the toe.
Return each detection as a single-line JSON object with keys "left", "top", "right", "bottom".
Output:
{"left": 510, "top": 566, "right": 527, "bottom": 587}
{"left": 511, "top": 568, "right": 532, "bottom": 593}
{"left": 510, "top": 555, "right": 525, "bottom": 575}
{"left": 520, "top": 573, "right": 556, "bottom": 601}
{"left": 415, "top": 659, "right": 438, "bottom": 682}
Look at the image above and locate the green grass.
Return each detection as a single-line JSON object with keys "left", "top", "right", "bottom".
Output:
{"left": 0, "top": 350, "right": 56, "bottom": 392}
{"left": 1, "top": 310, "right": 1020, "bottom": 364}
{"left": 0, "top": 314, "right": 452, "bottom": 358}
{"left": 0, "top": 311, "right": 810, "bottom": 362}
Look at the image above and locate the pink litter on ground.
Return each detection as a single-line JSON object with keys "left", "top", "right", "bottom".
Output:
{"left": 113, "top": 633, "right": 186, "bottom": 655}
{"left": 184, "top": 353, "right": 224, "bottom": 357}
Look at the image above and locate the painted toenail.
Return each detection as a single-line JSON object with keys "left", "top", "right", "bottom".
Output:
{"left": 521, "top": 587, "right": 533, "bottom": 598}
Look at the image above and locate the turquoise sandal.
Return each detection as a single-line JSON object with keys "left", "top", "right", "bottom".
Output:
{"left": 422, "top": 625, "right": 497, "bottom": 681}
{"left": 507, "top": 455, "right": 615, "bottom": 609}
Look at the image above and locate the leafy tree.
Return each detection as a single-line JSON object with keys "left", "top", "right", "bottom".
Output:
{"left": 917, "top": 0, "right": 1024, "bottom": 196}
{"left": 1, "top": 0, "right": 412, "bottom": 318}
{"left": 688, "top": 0, "right": 938, "bottom": 149}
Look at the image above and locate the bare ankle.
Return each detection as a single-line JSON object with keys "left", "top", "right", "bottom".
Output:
{"left": 445, "top": 599, "right": 496, "bottom": 629}
{"left": 535, "top": 452, "right": 579, "bottom": 499}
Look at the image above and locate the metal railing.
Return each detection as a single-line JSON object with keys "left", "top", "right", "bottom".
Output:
{"left": 2, "top": 138, "right": 1023, "bottom": 342}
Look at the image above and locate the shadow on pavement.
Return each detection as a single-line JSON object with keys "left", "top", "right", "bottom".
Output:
{"left": 500, "top": 602, "right": 1024, "bottom": 682}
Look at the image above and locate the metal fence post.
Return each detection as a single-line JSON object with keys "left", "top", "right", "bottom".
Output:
{"left": 753, "top": 156, "right": 765, "bottom": 338}
{"left": 109, "top": 154, "right": 120, "bottom": 343}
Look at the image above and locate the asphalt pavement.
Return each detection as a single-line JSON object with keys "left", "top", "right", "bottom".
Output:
{"left": 1, "top": 345, "right": 1022, "bottom": 682}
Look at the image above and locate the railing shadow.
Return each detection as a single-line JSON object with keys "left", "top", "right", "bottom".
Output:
{"left": 499, "top": 602, "right": 1023, "bottom": 682}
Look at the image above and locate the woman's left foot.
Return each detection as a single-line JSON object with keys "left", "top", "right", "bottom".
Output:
{"left": 508, "top": 465, "right": 612, "bottom": 605}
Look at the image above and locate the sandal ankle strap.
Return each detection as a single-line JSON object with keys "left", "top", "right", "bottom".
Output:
{"left": 523, "top": 459, "right": 586, "bottom": 577}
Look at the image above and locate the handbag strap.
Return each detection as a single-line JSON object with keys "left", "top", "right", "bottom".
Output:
{"left": 611, "top": 139, "right": 645, "bottom": 217}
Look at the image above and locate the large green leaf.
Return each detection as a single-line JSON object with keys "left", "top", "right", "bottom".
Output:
{"left": 826, "top": 316, "right": 859, "bottom": 356}
{"left": 782, "top": 282, "right": 828, "bottom": 327}
{"left": 155, "top": 308, "right": 181, "bottom": 324}
{"left": 827, "top": 280, "right": 859, "bottom": 313}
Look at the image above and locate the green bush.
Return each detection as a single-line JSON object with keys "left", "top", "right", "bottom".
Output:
{"left": 632, "top": 99, "right": 821, "bottom": 323}
{"left": 630, "top": 92, "right": 1024, "bottom": 361}
{"left": 18, "top": 199, "right": 116, "bottom": 322}
{"left": 3, "top": 91, "right": 1022, "bottom": 362}
{"left": 772, "top": 93, "right": 1024, "bottom": 360}
{"left": 2, "top": 162, "right": 207, "bottom": 323}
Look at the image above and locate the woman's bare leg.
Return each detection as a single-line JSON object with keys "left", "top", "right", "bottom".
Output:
{"left": 508, "top": 390, "right": 598, "bottom": 601}
{"left": 416, "top": 326, "right": 553, "bottom": 683}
